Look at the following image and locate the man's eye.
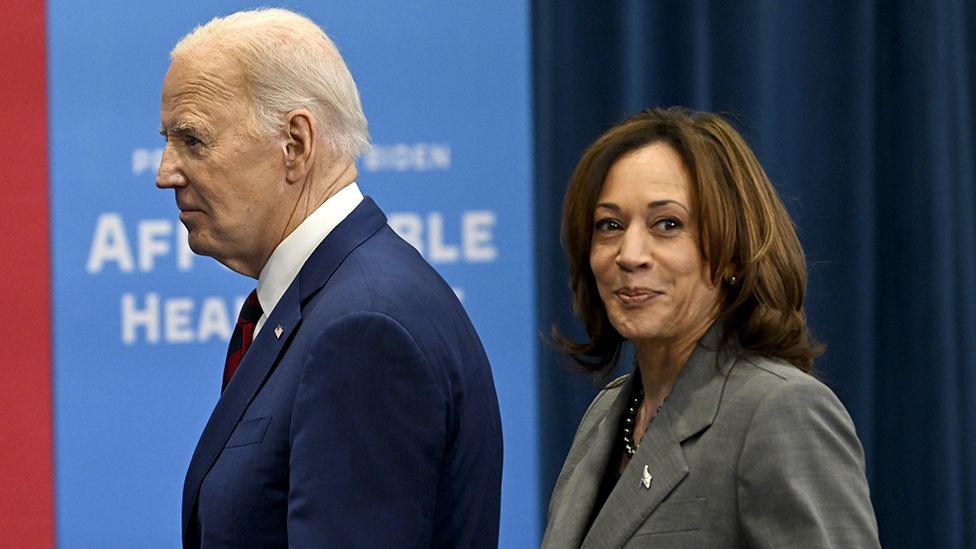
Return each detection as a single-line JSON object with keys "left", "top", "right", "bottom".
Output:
{"left": 184, "top": 136, "right": 202, "bottom": 147}
{"left": 594, "top": 218, "right": 623, "bottom": 231}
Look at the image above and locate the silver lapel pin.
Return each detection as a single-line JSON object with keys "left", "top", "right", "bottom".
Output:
{"left": 274, "top": 324, "right": 284, "bottom": 339}
{"left": 641, "top": 465, "right": 652, "bottom": 489}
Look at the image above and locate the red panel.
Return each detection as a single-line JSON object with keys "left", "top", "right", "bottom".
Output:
{"left": 0, "top": 1, "right": 55, "bottom": 547}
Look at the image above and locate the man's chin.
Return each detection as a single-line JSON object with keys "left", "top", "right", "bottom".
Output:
{"left": 187, "top": 235, "right": 253, "bottom": 275}
{"left": 185, "top": 232, "right": 218, "bottom": 259}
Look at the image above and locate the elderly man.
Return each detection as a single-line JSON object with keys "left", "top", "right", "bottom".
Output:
{"left": 156, "top": 8, "right": 502, "bottom": 548}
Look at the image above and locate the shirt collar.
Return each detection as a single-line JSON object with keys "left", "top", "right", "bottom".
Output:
{"left": 254, "top": 182, "right": 363, "bottom": 332}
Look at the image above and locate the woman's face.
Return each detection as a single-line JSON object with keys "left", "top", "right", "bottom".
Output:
{"left": 589, "top": 142, "right": 720, "bottom": 347}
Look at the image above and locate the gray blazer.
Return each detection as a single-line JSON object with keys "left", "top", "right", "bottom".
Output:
{"left": 542, "top": 329, "right": 880, "bottom": 548}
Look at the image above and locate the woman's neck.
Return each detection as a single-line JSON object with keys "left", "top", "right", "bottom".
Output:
{"left": 633, "top": 322, "right": 712, "bottom": 403}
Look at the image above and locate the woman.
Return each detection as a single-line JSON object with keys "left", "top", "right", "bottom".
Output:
{"left": 542, "top": 107, "right": 880, "bottom": 548}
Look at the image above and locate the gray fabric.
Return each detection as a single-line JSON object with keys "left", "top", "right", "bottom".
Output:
{"left": 542, "top": 328, "right": 881, "bottom": 548}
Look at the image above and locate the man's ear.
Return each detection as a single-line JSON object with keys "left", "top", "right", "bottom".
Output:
{"left": 283, "top": 109, "right": 316, "bottom": 183}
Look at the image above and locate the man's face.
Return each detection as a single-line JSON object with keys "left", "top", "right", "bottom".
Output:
{"left": 156, "top": 50, "right": 288, "bottom": 276}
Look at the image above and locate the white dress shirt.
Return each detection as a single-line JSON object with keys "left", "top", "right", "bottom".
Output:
{"left": 252, "top": 182, "right": 363, "bottom": 339}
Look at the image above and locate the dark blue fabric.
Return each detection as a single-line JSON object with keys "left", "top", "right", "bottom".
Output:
{"left": 534, "top": 1, "right": 976, "bottom": 546}
{"left": 182, "top": 198, "right": 503, "bottom": 548}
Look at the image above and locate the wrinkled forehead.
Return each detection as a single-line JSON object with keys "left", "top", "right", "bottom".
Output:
{"left": 160, "top": 50, "right": 247, "bottom": 124}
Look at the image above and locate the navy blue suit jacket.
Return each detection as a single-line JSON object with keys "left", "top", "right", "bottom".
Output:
{"left": 182, "top": 198, "right": 503, "bottom": 548}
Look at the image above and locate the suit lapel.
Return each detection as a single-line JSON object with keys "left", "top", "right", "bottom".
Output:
{"left": 545, "top": 380, "right": 634, "bottom": 548}
{"left": 582, "top": 325, "right": 732, "bottom": 549}
{"left": 181, "top": 197, "right": 388, "bottom": 536}
{"left": 181, "top": 281, "right": 302, "bottom": 535}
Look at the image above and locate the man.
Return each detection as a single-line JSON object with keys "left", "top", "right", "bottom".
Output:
{"left": 156, "top": 8, "right": 503, "bottom": 547}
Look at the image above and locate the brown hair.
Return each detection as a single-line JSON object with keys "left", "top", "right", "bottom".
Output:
{"left": 553, "top": 107, "right": 821, "bottom": 372}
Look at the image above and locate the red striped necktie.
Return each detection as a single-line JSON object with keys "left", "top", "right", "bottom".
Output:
{"left": 223, "top": 290, "right": 263, "bottom": 391}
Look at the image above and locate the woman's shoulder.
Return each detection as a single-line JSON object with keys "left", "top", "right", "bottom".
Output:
{"left": 552, "top": 374, "right": 630, "bottom": 458}
{"left": 580, "top": 373, "right": 630, "bottom": 419}
{"left": 725, "top": 354, "right": 878, "bottom": 547}
{"left": 564, "top": 373, "right": 631, "bottom": 445}
{"left": 724, "top": 352, "right": 853, "bottom": 428}
{"left": 731, "top": 352, "right": 832, "bottom": 392}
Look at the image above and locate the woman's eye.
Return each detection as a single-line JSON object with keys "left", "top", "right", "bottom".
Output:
{"left": 653, "top": 218, "right": 682, "bottom": 232}
{"left": 594, "top": 218, "right": 623, "bottom": 232}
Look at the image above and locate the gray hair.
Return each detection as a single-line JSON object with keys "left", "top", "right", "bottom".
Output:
{"left": 171, "top": 8, "right": 370, "bottom": 158}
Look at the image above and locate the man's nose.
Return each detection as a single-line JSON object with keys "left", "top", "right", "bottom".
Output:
{"left": 615, "top": 226, "right": 651, "bottom": 271}
{"left": 155, "top": 145, "right": 187, "bottom": 189}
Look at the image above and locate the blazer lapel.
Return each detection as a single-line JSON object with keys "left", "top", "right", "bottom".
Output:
{"left": 545, "top": 379, "right": 633, "bottom": 548}
{"left": 181, "top": 281, "right": 302, "bottom": 535}
{"left": 181, "top": 197, "right": 389, "bottom": 536}
{"left": 582, "top": 325, "right": 732, "bottom": 549}
{"left": 664, "top": 326, "right": 732, "bottom": 443}
{"left": 581, "top": 409, "right": 688, "bottom": 549}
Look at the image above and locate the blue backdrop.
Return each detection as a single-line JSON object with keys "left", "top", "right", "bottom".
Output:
{"left": 48, "top": 1, "right": 536, "bottom": 546}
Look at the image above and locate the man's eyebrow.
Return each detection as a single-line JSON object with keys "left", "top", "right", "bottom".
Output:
{"left": 160, "top": 121, "right": 201, "bottom": 135}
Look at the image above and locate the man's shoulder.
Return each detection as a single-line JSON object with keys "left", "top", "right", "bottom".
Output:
{"left": 355, "top": 224, "right": 443, "bottom": 277}
{"left": 298, "top": 224, "right": 489, "bottom": 387}
{"left": 306, "top": 225, "right": 473, "bottom": 343}
{"left": 352, "top": 225, "right": 459, "bottom": 309}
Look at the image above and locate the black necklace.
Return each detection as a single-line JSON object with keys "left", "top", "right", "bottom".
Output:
{"left": 621, "top": 381, "right": 667, "bottom": 459}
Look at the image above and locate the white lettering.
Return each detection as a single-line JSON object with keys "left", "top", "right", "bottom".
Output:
{"left": 462, "top": 211, "right": 498, "bottom": 262}
{"left": 88, "top": 216, "right": 196, "bottom": 273}
{"left": 388, "top": 213, "right": 424, "bottom": 254}
{"left": 164, "top": 298, "right": 195, "bottom": 343}
{"left": 120, "top": 294, "right": 243, "bottom": 344}
{"left": 198, "top": 297, "right": 232, "bottom": 342}
{"left": 176, "top": 222, "right": 193, "bottom": 271}
{"left": 427, "top": 212, "right": 459, "bottom": 263}
{"left": 122, "top": 292, "right": 159, "bottom": 344}
{"left": 388, "top": 210, "right": 497, "bottom": 264}
{"left": 429, "top": 145, "right": 450, "bottom": 169}
{"left": 131, "top": 148, "right": 150, "bottom": 175}
{"left": 132, "top": 148, "right": 164, "bottom": 175}
{"left": 138, "top": 220, "right": 172, "bottom": 271}
{"left": 391, "top": 144, "right": 411, "bottom": 171}
{"left": 362, "top": 143, "right": 452, "bottom": 172}
{"left": 88, "top": 213, "right": 134, "bottom": 273}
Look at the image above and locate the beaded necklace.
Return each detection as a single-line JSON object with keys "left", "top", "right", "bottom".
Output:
{"left": 621, "top": 379, "right": 668, "bottom": 459}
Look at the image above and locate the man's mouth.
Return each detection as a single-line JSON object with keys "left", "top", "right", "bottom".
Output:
{"left": 176, "top": 201, "right": 203, "bottom": 214}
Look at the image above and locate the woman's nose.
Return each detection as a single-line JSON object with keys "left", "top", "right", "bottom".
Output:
{"left": 615, "top": 226, "right": 650, "bottom": 271}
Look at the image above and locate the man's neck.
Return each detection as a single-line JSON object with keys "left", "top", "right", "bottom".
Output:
{"left": 279, "top": 159, "right": 359, "bottom": 245}
{"left": 228, "top": 159, "right": 359, "bottom": 279}
{"left": 251, "top": 181, "right": 364, "bottom": 337}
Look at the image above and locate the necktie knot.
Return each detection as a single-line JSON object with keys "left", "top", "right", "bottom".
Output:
{"left": 223, "top": 289, "right": 262, "bottom": 391}
{"left": 238, "top": 290, "right": 263, "bottom": 324}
